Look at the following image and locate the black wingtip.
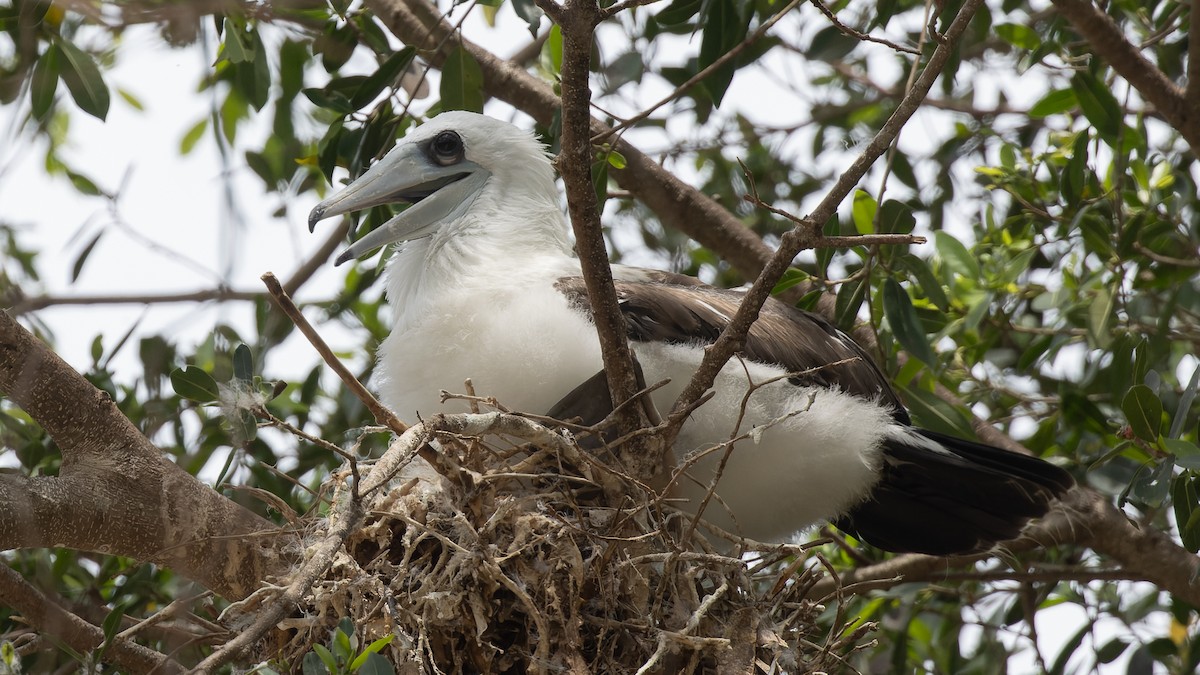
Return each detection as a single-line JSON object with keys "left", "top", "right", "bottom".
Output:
{"left": 837, "top": 428, "right": 1073, "bottom": 555}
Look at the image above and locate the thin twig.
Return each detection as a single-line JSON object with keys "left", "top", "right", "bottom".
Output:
{"left": 666, "top": 0, "right": 987, "bottom": 431}
{"left": 260, "top": 273, "right": 414, "bottom": 436}
{"left": 808, "top": 0, "right": 920, "bottom": 54}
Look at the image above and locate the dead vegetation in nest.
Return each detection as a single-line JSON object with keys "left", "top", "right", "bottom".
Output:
{"left": 230, "top": 411, "right": 874, "bottom": 673}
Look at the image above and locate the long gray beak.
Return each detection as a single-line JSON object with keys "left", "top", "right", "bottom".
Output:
{"left": 308, "top": 144, "right": 491, "bottom": 266}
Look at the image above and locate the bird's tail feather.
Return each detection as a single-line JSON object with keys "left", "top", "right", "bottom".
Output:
{"left": 834, "top": 427, "right": 1073, "bottom": 555}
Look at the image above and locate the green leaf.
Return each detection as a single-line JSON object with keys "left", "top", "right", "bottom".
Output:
{"left": 232, "top": 407, "right": 258, "bottom": 443}
{"left": 170, "top": 367, "right": 220, "bottom": 403}
{"left": 1131, "top": 457, "right": 1173, "bottom": 507}
{"left": 303, "top": 87, "right": 356, "bottom": 115}
{"left": 883, "top": 278, "right": 937, "bottom": 367}
{"left": 1165, "top": 439, "right": 1200, "bottom": 469}
{"left": 1176, "top": 473, "right": 1200, "bottom": 553}
{"left": 1070, "top": 72, "right": 1122, "bottom": 141}
{"left": 655, "top": 0, "right": 702, "bottom": 26}
{"left": 354, "top": 653, "right": 395, "bottom": 675}
{"left": 349, "top": 635, "right": 395, "bottom": 671}
{"left": 697, "top": 0, "right": 749, "bottom": 106}
{"left": 877, "top": 199, "right": 915, "bottom": 235}
{"left": 55, "top": 38, "right": 110, "bottom": 121}
{"left": 30, "top": 44, "right": 59, "bottom": 120}
{"left": 220, "top": 18, "right": 251, "bottom": 64}
{"left": 70, "top": 231, "right": 103, "bottom": 282}
{"left": 851, "top": 189, "right": 877, "bottom": 235}
{"left": 1122, "top": 384, "right": 1162, "bottom": 442}
{"left": 1049, "top": 621, "right": 1092, "bottom": 675}
{"left": 439, "top": 46, "right": 484, "bottom": 113}
{"left": 606, "top": 150, "right": 627, "bottom": 169}
{"left": 772, "top": 268, "right": 810, "bottom": 295}
{"left": 994, "top": 22, "right": 1041, "bottom": 50}
{"left": 1029, "top": 88, "right": 1077, "bottom": 118}
{"left": 180, "top": 118, "right": 208, "bottom": 155}
{"left": 240, "top": 29, "right": 271, "bottom": 111}
{"left": 934, "top": 231, "right": 980, "bottom": 280}
{"left": 833, "top": 277, "right": 866, "bottom": 331}
{"left": 352, "top": 47, "right": 416, "bottom": 108}
{"left": 900, "top": 384, "right": 975, "bottom": 438}
{"left": 809, "top": 25, "right": 858, "bottom": 61}
{"left": 511, "top": 0, "right": 543, "bottom": 36}
{"left": 591, "top": 157, "right": 609, "bottom": 212}
{"left": 545, "top": 25, "right": 563, "bottom": 73}
{"left": 302, "top": 651, "right": 330, "bottom": 675}
{"left": 311, "top": 644, "right": 337, "bottom": 674}
{"left": 117, "top": 87, "right": 144, "bottom": 111}
{"left": 896, "top": 255, "right": 949, "bottom": 311}
{"left": 1087, "top": 282, "right": 1115, "bottom": 348}
{"left": 1095, "top": 637, "right": 1130, "bottom": 664}
{"left": 233, "top": 344, "right": 253, "bottom": 382}
{"left": 67, "top": 169, "right": 103, "bottom": 196}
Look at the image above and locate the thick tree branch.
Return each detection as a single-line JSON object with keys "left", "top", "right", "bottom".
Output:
{"left": 0, "top": 310, "right": 294, "bottom": 600}
{"left": 1050, "top": 0, "right": 1200, "bottom": 154}
{"left": 0, "top": 564, "right": 184, "bottom": 674}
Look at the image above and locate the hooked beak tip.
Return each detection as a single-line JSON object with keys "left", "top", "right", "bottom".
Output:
{"left": 334, "top": 248, "right": 355, "bottom": 266}
{"left": 308, "top": 207, "right": 326, "bottom": 233}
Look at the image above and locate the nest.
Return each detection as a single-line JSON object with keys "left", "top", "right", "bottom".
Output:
{"left": 259, "top": 412, "right": 873, "bottom": 673}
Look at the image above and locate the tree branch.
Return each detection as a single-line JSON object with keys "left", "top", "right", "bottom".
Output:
{"left": 552, "top": 0, "right": 657, "bottom": 466}
{"left": 1050, "top": 0, "right": 1200, "bottom": 153}
{"left": 9, "top": 217, "right": 350, "bottom": 316}
{"left": 0, "top": 310, "right": 294, "bottom": 600}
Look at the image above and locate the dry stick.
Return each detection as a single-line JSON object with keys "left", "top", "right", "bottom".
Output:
{"left": 808, "top": 0, "right": 920, "bottom": 55}
{"left": 0, "top": 564, "right": 184, "bottom": 674}
{"left": 668, "top": 0, "right": 987, "bottom": 423}
{"left": 258, "top": 273, "right": 436, "bottom": 456}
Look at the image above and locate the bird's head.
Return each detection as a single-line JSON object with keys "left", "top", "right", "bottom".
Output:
{"left": 308, "top": 111, "right": 558, "bottom": 266}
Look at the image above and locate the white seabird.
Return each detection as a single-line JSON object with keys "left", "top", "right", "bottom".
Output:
{"left": 309, "top": 111, "right": 1072, "bottom": 554}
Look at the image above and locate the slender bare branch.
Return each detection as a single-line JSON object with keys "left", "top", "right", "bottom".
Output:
{"left": 667, "top": 0, "right": 987, "bottom": 420}
{"left": 260, "top": 274, "right": 413, "bottom": 438}
{"left": 808, "top": 0, "right": 920, "bottom": 55}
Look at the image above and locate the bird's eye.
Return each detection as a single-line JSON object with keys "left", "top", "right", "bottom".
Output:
{"left": 429, "top": 131, "right": 464, "bottom": 166}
